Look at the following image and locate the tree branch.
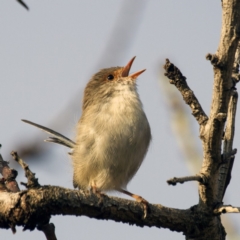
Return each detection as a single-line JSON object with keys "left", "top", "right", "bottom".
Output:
{"left": 167, "top": 175, "right": 205, "bottom": 186}
{"left": 163, "top": 59, "right": 208, "bottom": 126}
{"left": 7, "top": 151, "right": 55, "bottom": 239}
{"left": 163, "top": 2, "right": 240, "bottom": 238}
{"left": 198, "top": 0, "right": 240, "bottom": 210}
{"left": 0, "top": 186, "right": 194, "bottom": 234}
{"left": 0, "top": 151, "right": 226, "bottom": 239}
{"left": 11, "top": 151, "right": 40, "bottom": 189}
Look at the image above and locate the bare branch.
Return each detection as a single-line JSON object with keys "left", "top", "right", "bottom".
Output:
{"left": 16, "top": 0, "right": 29, "bottom": 10}
{"left": 198, "top": 0, "right": 240, "bottom": 209}
{"left": 167, "top": 175, "right": 205, "bottom": 186}
{"left": 163, "top": 59, "right": 208, "bottom": 126}
{"left": 0, "top": 186, "right": 202, "bottom": 235}
{"left": 11, "top": 151, "right": 40, "bottom": 189}
{"left": 10, "top": 152, "right": 56, "bottom": 238}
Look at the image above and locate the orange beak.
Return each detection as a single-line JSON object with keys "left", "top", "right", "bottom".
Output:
{"left": 121, "top": 56, "right": 146, "bottom": 79}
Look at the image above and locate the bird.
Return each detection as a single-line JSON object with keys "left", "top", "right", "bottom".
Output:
{"left": 22, "top": 56, "right": 151, "bottom": 208}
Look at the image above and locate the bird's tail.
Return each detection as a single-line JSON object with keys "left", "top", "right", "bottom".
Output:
{"left": 22, "top": 119, "right": 76, "bottom": 149}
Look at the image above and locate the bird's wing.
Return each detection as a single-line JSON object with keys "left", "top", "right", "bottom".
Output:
{"left": 22, "top": 119, "right": 76, "bottom": 149}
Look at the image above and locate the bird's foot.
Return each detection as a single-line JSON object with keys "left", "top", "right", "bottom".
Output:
{"left": 90, "top": 184, "right": 106, "bottom": 205}
{"left": 119, "top": 189, "right": 149, "bottom": 218}
{"left": 133, "top": 195, "right": 149, "bottom": 219}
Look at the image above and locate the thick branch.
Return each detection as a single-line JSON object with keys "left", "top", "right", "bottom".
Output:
{"left": 163, "top": 59, "right": 208, "bottom": 126}
{"left": 199, "top": 0, "right": 240, "bottom": 209}
{"left": 0, "top": 186, "right": 194, "bottom": 234}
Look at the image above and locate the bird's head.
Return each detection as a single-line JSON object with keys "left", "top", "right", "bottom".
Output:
{"left": 83, "top": 57, "right": 146, "bottom": 110}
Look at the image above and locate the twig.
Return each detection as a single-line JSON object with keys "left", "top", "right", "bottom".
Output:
{"left": 206, "top": 54, "right": 222, "bottom": 68}
{"left": 214, "top": 205, "right": 240, "bottom": 214}
{"left": 10, "top": 224, "right": 16, "bottom": 234}
{"left": 37, "top": 223, "right": 57, "bottom": 240}
{"left": 167, "top": 175, "right": 205, "bottom": 186}
{"left": 163, "top": 59, "right": 208, "bottom": 126}
{"left": 11, "top": 151, "right": 40, "bottom": 189}
{"left": 16, "top": 0, "right": 29, "bottom": 10}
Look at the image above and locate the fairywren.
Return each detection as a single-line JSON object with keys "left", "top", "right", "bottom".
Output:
{"left": 23, "top": 57, "right": 151, "bottom": 205}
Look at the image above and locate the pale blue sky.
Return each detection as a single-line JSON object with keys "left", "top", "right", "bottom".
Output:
{"left": 0, "top": 1, "right": 239, "bottom": 239}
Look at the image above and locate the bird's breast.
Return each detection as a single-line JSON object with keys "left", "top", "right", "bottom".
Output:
{"left": 72, "top": 84, "right": 151, "bottom": 190}
{"left": 75, "top": 84, "right": 149, "bottom": 152}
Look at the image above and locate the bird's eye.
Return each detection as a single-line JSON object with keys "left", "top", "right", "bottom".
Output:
{"left": 107, "top": 74, "right": 114, "bottom": 80}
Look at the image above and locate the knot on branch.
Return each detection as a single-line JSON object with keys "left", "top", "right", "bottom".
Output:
{"left": 235, "top": 26, "right": 240, "bottom": 38}
{"left": 215, "top": 113, "right": 227, "bottom": 122}
{"left": 232, "top": 63, "right": 240, "bottom": 74}
{"left": 5, "top": 169, "right": 18, "bottom": 182}
{"left": 163, "top": 58, "right": 186, "bottom": 84}
{"left": 206, "top": 53, "right": 222, "bottom": 68}
{"left": 221, "top": 148, "right": 237, "bottom": 164}
{"left": 231, "top": 74, "right": 240, "bottom": 89}
{"left": 198, "top": 173, "right": 209, "bottom": 185}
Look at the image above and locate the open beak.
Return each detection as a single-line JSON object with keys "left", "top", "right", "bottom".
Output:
{"left": 121, "top": 56, "right": 146, "bottom": 79}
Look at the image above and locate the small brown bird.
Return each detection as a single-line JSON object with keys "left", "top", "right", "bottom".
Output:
{"left": 23, "top": 56, "right": 151, "bottom": 207}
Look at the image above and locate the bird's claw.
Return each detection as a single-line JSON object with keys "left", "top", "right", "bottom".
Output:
{"left": 135, "top": 196, "right": 149, "bottom": 219}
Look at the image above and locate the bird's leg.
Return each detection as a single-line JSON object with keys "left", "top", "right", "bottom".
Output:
{"left": 119, "top": 189, "right": 148, "bottom": 218}
{"left": 90, "top": 181, "right": 105, "bottom": 204}
{"left": 90, "top": 181, "right": 99, "bottom": 194}
{"left": 119, "top": 189, "right": 148, "bottom": 203}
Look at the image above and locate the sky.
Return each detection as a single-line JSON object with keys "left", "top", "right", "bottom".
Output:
{"left": 0, "top": 1, "right": 239, "bottom": 239}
